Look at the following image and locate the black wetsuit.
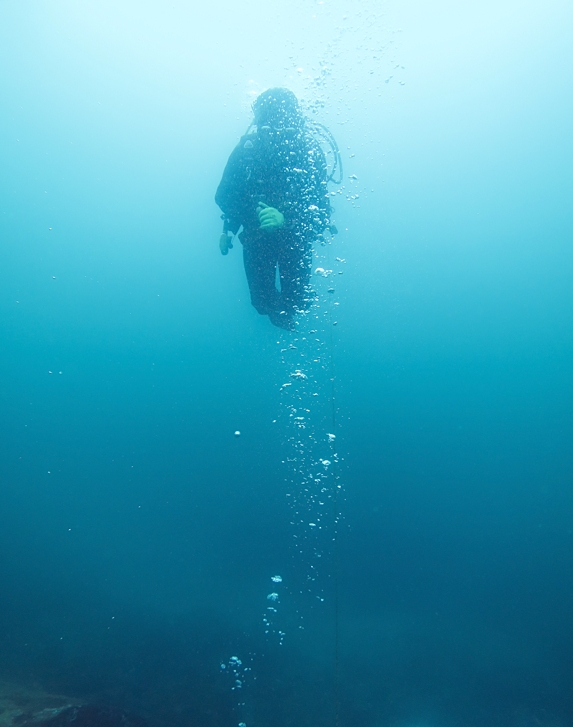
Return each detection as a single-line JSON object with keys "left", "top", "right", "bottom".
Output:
{"left": 215, "top": 128, "right": 331, "bottom": 317}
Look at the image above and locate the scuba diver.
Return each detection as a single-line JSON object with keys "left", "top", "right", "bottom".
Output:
{"left": 215, "top": 88, "right": 335, "bottom": 331}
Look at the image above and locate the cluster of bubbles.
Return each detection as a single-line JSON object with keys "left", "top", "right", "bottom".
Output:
{"left": 222, "top": 127, "right": 346, "bottom": 727}
{"left": 220, "top": 654, "right": 252, "bottom": 727}
{"left": 262, "top": 575, "right": 286, "bottom": 646}
{"left": 271, "top": 234, "right": 345, "bottom": 620}
{"left": 220, "top": 655, "right": 252, "bottom": 691}
{"left": 285, "top": 3, "right": 407, "bottom": 112}
{"left": 222, "top": 253, "right": 344, "bottom": 727}
{"left": 220, "top": 573, "right": 287, "bottom": 727}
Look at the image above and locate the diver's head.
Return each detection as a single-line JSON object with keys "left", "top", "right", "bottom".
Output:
{"left": 253, "top": 88, "right": 303, "bottom": 138}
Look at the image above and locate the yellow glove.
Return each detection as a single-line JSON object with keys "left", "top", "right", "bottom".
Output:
{"left": 258, "top": 202, "right": 285, "bottom": 231}
{"left": 219, "top": 233, "right": 233, "bottom": 255}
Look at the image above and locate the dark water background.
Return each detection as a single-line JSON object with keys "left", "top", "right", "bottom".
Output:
{"left": 1, "top": 2, "right": 573, "bottom": 727}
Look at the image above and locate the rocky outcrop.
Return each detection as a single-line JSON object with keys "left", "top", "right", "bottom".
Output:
{"left": 0, "top": 684, "right": 146, "bottom": 727}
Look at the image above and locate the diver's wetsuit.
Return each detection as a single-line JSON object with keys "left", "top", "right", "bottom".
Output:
{"left": 215, "top": 128, "right": 331, "bottom": 321}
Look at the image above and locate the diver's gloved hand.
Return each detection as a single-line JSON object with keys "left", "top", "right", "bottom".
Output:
{"left": 258, "top": 202, "right": 285, "bottom": 231}
{"left": 219, "top": 233, "right": 233, "bottom": 255}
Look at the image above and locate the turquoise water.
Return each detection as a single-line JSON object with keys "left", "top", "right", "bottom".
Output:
{"left": 1, "top": 2, "right": 573, "bottom": 726}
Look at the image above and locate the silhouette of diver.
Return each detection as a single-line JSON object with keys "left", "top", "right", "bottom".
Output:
{"left": 216, "top": 88, "right": 332, "bottom": 330}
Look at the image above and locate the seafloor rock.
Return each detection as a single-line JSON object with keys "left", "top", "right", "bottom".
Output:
{"left": 0, "top": 682, "right": 71, "bottom": 727}
{"left": 16, "top": 705, "right": 147, "bottom": 727}
{"left": 0, "top": 684, "right": 146, "bottom": 727}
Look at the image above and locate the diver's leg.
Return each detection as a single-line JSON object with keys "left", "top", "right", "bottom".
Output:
{"left": 242, "top": 234, "right": 280, "bottom": 315}
{"left": 277, "top": 236, "right": 313, "bottom": 314}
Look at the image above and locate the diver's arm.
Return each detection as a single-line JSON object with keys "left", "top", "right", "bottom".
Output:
{"left": 215, "top": 144, "right": 247, "bottom": 234}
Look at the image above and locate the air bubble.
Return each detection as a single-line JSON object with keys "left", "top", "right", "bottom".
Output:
{"left": 290, "top": 370, "right": 307, "bottom": 380}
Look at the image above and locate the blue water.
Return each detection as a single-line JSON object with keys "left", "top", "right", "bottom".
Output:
{"left": 1, "top": 2, "right": 573, "bottom": 727}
